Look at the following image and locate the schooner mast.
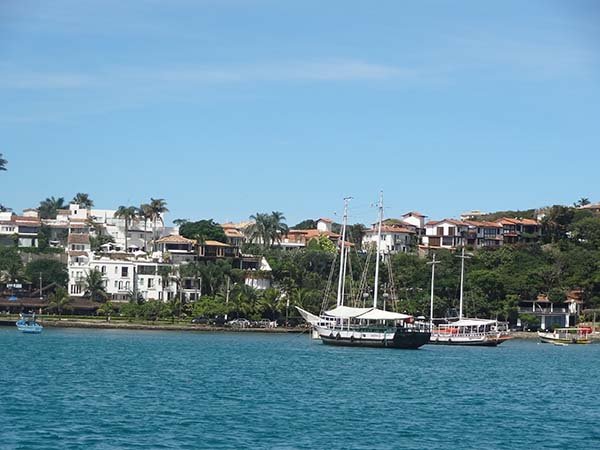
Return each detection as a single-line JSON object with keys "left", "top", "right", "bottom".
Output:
{"left": 336, "top": 197, "right": 351, "bottom": 307}
{"left": 373, "top": 191, "right": 383, "bottom": 309}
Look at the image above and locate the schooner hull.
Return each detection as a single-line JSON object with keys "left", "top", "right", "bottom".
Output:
{"left": 318, "top": 329, "right": 431, "bottom": 349}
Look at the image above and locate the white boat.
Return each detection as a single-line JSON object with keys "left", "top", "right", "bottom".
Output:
{"left": 428, "top": 248, "right": 512, "bottom": 347}
{"left": 297, "top": 193, "right": 431, "bottom": 349}
{"left": 16, "top": 313, "right": 43, "bottom": 334}
{"left": 430, "top": 318, "right": 512, "bottom": 346}
{"left": 538, "top": 327, "right": 591, "bottom": 345}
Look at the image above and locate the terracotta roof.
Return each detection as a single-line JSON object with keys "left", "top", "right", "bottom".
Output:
{"left": 402, "top": 211, "right": 426, "bottom": 217}
{"left": 287, "top": 229, "right": 310, "bottom": 235}
{"left": 13, "top": 216, "right": 41, "bottom": 225}
{"left": 463, "top": 220, "right": 501, "bottom": 228}
{"left": 224, "top": 229, "right": 244, "bottom": 238}
{"left": 202, "top": 240, "right": 230, "bottom": 247}
{"left": 304, "top": 229, "right": 339, "bottom": 239}
{"left": 365, "top": 226, "right": 415, "bottom": 234}
{"left": 317, "top": 218, "right": 333, "bottom": 223}
{"left": 426, "top": 219, "right": 467, "bottom": 227}
{"left": 499, "top": 217, "right": 539, "bottom": 226}
{"left": 68, "top": 234, "right": 90, "bottom": 244}
{"left": 156, "top": 234, "right": 195, "bottom": 244}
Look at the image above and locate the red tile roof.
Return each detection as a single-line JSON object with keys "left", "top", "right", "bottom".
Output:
{"left": 68, "top": 234, "right": 90, "bottom": 244}
{"left": 156, "top": 234, "right": 195, "bottom": 244}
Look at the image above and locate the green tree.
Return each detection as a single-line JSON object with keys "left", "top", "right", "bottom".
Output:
{"left": 173, "top": 218, "right": 189, "bottom": 226}
{"left": 179, "top": 219, "right": 227, "bottom": 243}
{"left": 574, "top": 197, "right": 590, "bottom": 207}
{"left": 541, "top": 205, "right": 575, "bottom": 243}
{"left": 247, "top": 211, "right": 288, "bottom": 248}
{"left": 157, "top": 265, "right": 172, "bottom": 301}
{"left": 570, "top": 217, "right": 600, "bottom": 249}
{"left": 96, "top": 301, "right": 114, "bottom": 319}
{"left": 148, "top": 198, "right": 169, "bottom": 251}
{"left": 36, "top": 225, "right": 52, "bottom": 251}
{"left": 0, "top": 153, "right": 6, "bottom": 171}
{"left": 293, "top": 219, "right": 316, "bottom": 230}
{"left": 90, "top": 234, "right": 115, "bottom": 252}
{"left": 114, "top": 205, "right": 139, "bottom": 251}
{"left": 0, "top": 247, "right": 23, "bottom": 284}
{"left": 139, "top": 203, "right": 153, "bottom": 252}
{"left": 38, "top": 196, "right": 66, "bottom": 219}
{"left": 25, "top": 259, "right": 68, "bottom": 288}
{"left": 83, "top": 268, "right": 108, "bottom": 302}
{"left": 46, "top": 287, "right": 72, "bottom": 315}
{"left": 71, "top": 193, "right": 94, "bottom": 209}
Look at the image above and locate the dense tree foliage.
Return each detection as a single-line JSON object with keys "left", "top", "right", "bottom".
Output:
{"left": 179, "top": 219, "right": 227, "bottom": 243}
{"left": 24, "top": 258, "right": 68, "bottom": 288}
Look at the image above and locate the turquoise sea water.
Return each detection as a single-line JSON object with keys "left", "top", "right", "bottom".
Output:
{"left": 1, "top": 328, "right": 599, "bottom": 449}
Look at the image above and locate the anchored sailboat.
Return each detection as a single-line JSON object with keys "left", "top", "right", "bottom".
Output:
{"left": 428, "top": 248, "right": 511, "bottom": 346}
{"left": 297, "top": 193, "right": 431, "bottom": 349}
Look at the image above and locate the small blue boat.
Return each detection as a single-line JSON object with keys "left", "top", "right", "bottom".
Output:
{"left": 16, "top": 313, "right": 43, "bottom": 334}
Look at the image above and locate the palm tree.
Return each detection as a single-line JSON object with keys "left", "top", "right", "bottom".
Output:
{"left": 139, "top": 203, "right": 153, "bottom": 252}
{"left": 47, "top": 287, "right": 72, "bottom": 315}
{"left": 247, "top": 212, "right": 272, "bottom": 247}
{"left": 0, "top": 153, "right": 7, "bottom": 171}
{"left": 180, "top": 261, "right": 203, "bottom": 299}
{"left": 269, "top": 211, "right": 288, "bottom": 245}
{"left": 575, "top": 198, "right": 591, "bottom": 208}
{"left": 247, "top": 211, "right": 288, "bottom": 248}
{"left": 38, "top": 196, "right": 66, "bottom": 219}
{"left": 157, "top": 265, "right": 172, "bottom": 302}
{"left": 148, "top": 198, "right": 169, "bottom": 252}
{"left": 83, "top": 268, "right": 108, "bottom": 302}
{"left": 96, "top": 301, "right": 114, "bottom": 320}
{"left": 71, "top": 193, "right": 94, "bottom": 209}
{"left": 114, "top": 205, "right": 139, "bottom": 252}
{"left": 258, "top": 288, "right": 282, "bottom": 320}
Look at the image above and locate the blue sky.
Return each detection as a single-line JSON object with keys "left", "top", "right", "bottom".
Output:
{"left": 1, "top": 0, "right": 599, "bottom": 226}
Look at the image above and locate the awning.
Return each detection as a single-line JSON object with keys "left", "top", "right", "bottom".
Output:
{"left": 441, "top": 319, "right": 497, "bottom": 327}
{"left": 355, "top": 308, "right": 412, "bottom": 321}
{"left": 324, "top": 306, "right": 373, "bottom": 319}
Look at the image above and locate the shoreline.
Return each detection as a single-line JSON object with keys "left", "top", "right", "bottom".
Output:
{"left": 1, "top": 318, "right": 302, "bottom": 333}
{"left": 0, "top": 318, "right": 546, "bottom": 338}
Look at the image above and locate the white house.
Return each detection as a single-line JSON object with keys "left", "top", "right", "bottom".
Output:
{"left": 423, "top": 219, "right": 469, "bottom": 249}
{"left": 362, "top": 225, "right": 415, "bottom": 254}
{"left": 69, "top": 254, "right": 178, "bottom": 301}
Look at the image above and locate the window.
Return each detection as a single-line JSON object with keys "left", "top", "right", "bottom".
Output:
{"left": 115, "top": 266, "right": 118, "bottom": 274}
{"left": 125, "top": 281, "right": 130, "bottom": 289}
{"left": 114, "top": 281, "right": 118, "bottom": 288}
{"left": 121, "top": 267, "right": 128, "bottom": 277}
{"left": 436, "top": 226, "right": 444, "bottom": 236}
{"left": 118, "top": 281, "right": 123, "bottom": 290}
{"left": 101, "top": 266, "right": 106, "bottom": 274}
{"left": 148, "top": 278, "right": 154, "bottom": 288}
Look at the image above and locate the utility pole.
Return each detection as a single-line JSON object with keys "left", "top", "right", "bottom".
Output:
{"left": 427, "top": 253, "right": 440, "bottom": 328}
{"left": 39, "top": 272, "right": 43, "bottom": 300}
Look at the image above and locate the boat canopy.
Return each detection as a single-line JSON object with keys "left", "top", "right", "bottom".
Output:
{"left": 355, "top": 309, "right": 412, "bottom": 321}
{"left": 324, "top": 306, "right": 373, "bottom": 319}
{"left": 441, "top": 319, "right": 497, "bottom": 327}
{"left": 324, "top": 306, "right": 412, "bottom": 321}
